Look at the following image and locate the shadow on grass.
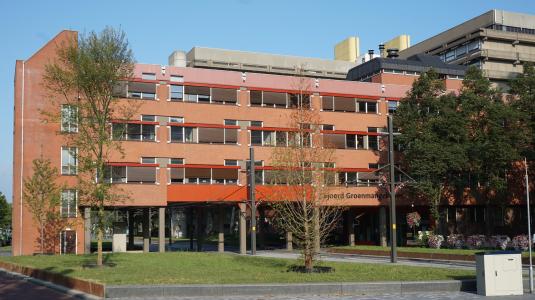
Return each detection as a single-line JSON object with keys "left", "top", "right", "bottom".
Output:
{"left": 230, "top": 255, "right": 288, "bottom": 268}
{"left": 82, "top": 253, "right": 117, "bottom": 268}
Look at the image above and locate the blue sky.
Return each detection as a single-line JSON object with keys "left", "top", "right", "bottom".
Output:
{"left": 1, "top": 0, "right": 534, "bottom": 202}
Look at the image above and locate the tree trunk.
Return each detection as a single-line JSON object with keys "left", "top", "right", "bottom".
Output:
{"left": 40, "top": 219, "right": 44, "bottom": 254}
{"left": 313, "top": 207, "right": 320, "bottom": 253}
{"left": 97, "top": 227, "right": 103, "bottom": 266}
{"left": 304, "top": 251, "right": 313, "bottom": 273}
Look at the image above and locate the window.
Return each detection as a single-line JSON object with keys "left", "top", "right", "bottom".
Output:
{"left": 388, "top": 101, "right": 399, "bottom": 114}
{"left": 61, "top": 105, "right": 78, "bottom": 133}
{"left": 211, "top": 88, "right": 237, "bottom": 105}
{"left": 170, "top": 75, "right": 184, "bottom": 82}
{"left": 346, "top": 134, "right": 356, "bottom": 149}
{"left": 368, "top": 136, "right": 380, "bottom": 150}
{"left": 184, "top": 86, "right": 210, "bottom": 102}
{"left": 198, "top": 127, "right": 225, "bottom": 144}
{"left": 334, "top": 97, "right": 356, "bottom": 112}
{"left": 455, "top": 45, "right": 467, "bottom": 57}
{"left": 104, "top": 166, "right": 126, "bottom": 183}
{"left": 467, "top": 40, "right": 480, "bottom": 52}
{"left": 60, "top": 230, "right": 76, "bottom": 254}
{"left": 263, "top": 91, "right": 287, "bottom": 107}
{"left": 224, "top": 159, "right": 238, "bottom": 166}
{"left": 61, "top": 147, "right": 77, "bottom": 175}
{"left": 141, "top": 73, "right": 156, "bottom": 80}
{"left": 169, "top": 158, "right": 184, "bottom": 165}
{"left": 169, "top": 168, "right": 184, "bottom": 183}
{"left": 127, "top": 82, "right": 156, "bottom": 100}
{"left": 224, "top": 119, "right": 237, "bottom": 126}
{"left": 276, "top": 131, "right": 287, "bottom": 147}
{"left": 289, "top": 94, "right": 310, "bottom": 108}
{"left": 128, "top": 166, "right": 157, "bottom": 183}
{"left": 250, "top": 121, "right": 263, "bottom": 127}
{"left": 251, "top": 131, "right": 262, "bottom": 145}
{"left": 262, "top": 131, "right": 275, "bottom": 146}
{"left": 357, "top": 100, "right": 377, "bottom": 114}
{"left": 61, "top": 190, "right": 77, "bottom": 218}
{"left": 185, "top": 168, "right": 211, "bottom": 184}
{"left": 141, "top": 115, "right": 156, "bottom": 122}
{"left": 170, "top": 85, "right": 183, "bottom": 101}
{"left": 141, "top": 157, "right": 156, "bottom": 164}
{"left": 321, "top": 124, "right": 334, "bottom": 131}
{"left": 250, "top": 90, "right": 263, "bottom": 106}
{"left": 170, "top": 126, "right": 197, "bottom": 143}
{"left": 323, "top": 133, "right": 345, "bottom": 149}
{"left": 112, "top": 123, "right": 156, "bottom": 141}
{"left": 445, "top": 50, "right": 455, "bottom": 62}
{"left": 357, "top": 135, "right": 365, "bottom": 149}
{"left": 169, "top": 116, "right": 184, "bottom": 123}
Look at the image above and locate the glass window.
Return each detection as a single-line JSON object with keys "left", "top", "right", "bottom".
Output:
{"left": 170, "top": 85, "right": 183, "bottom": 101}
{"left": 367, "top": 102, "right": 377, "bottom": 113}
{"left": 61, "top": 105, "right": 78, "bottom": 133}
{"left": 250, "top": 121, "right": 263, "bottom": 127}
{"left": 61, "top": 147, "right": 77, "bottom": 175}
{"left": 357, "top": 135, "right": 365, "bottom": 149}
{"left": 322, "top": 124, "right": 334, "bottom": 131}
{"left": 185, "top": 127, "right": 195, "bottom": 142}
{"left": 251, "top": 131, "right": 262, "bottom": 145}
{"left": 141, "top": 115, "right": 156, "bottom": 121}
{"left": 61, "top": 190, "right": 77, "bottom": 218}
{"left": 358, "top": 101, "right": 367, "bottom": 113}
{"left": 170, "top": 75, "right": 184, "bottom": 82}
{"left": 170, "top": 126, "right": 184, "bottom": 142}
{"left": 368, "top": 136, "right": 379, "bottom": 150}
{"left": 142, "top": 125, "right": 156, "bottom": 141}
{"left": 128, "top": 166, "right": 156, "bottom": 183}
{"left": 388, "top": 101, "right": 398, "bottom": 114}
{"left": 445, "top": 50, "right": 455, "bottom": 62}
{"left": 212, "top": 88, "right": 237, "bottom": 104}
{"left": 467, "top": 40, "right": 480, "bottom": 52}
{"left": 128, "top": 82, "right": 156, "bottom": 100}
{"left": 224, "top": 119, "right": 238, "bottom": 126}
{"left": 224, "top": 159, "right": 238, "bottom": 166}
{"left": 141, "top": 157, "right": 156, "bottom": 164}
{"left": 263, "top": 131, "right": 275, "bottom": 146}
{"left": 322, "top": 96, "right": 334, "bottom": 111}
{"left": 346, "top": 134, "right": 356, "bottom": 149}
{"left": 112, "top": 123, "right": 126, "bottom": 140}
{"left": 169, "top": 116, "right": 184, "bottom": 123}
{"left": 276, "top": 131, "right": 287, "bottom": 147}
{"left": 169, "top": 158, "right": 184, "bottom": 165}
{"left": 141, "top": 73, "right": 156, "bottom": 80}
{"left": 250, "top": 90, "right": 263, "bottom": 106}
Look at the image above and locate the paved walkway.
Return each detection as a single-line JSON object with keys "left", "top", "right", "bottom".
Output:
{"left": 0, "top": 272, "right": 78, "bottom": 300}
{"left": 109, "top": 292, "right": 535, "bottom": 300}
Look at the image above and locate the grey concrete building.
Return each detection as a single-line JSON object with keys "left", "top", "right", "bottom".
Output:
{"left": 169, "top": 47, "right": 357, "bottom": 80}
{"left": 399, "top": 9, "right": 535, "bottom": 88}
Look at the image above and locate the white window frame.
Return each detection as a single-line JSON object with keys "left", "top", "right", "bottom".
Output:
{"left": 61, "top": 189, "right": 78, "bottom": 218}
{"left": 61, "top": 147, "right": 78, "bottom": 175}
{"left": 61, "top": 104, "right": 78, "bottom": 133}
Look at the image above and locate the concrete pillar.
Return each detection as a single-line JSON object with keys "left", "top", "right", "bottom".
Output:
{"left": 286, "top": 232, "right": 293, "bottom": 251}
{"left": 218, "top": 206, "right": 225, "bottom": 253}
{"left": 196, "top": 207, "right": 205, "bottom": 252}
{"left": 159, "top": 207, "right": 165, "bottom": 253}
{"left": 128, "top": 209, "right": 135, "bottom": 249}
{"left": 347, "top": 209, "right": 355, "bottom": 246}
{"left": 142, "top": 208, "right": 150, "bottom": 253}
{"left": 84, "top": 207, "right": 91, "bottom": 254}
{"left": 239, "top": 203, "right": 246, "bottom": 255}
{"left": 379, "top": 206, "right": 387, "bottom": 247}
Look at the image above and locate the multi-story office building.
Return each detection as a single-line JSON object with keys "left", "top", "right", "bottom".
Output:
{"left": 399, "top": 9, "right": 535, "bottom": 88}
{"left": 14, "top": 30, "right": 506, "bottom": 257}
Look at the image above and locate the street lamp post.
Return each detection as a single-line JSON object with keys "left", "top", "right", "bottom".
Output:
{"left": 387, "top": 115, "right": 397, "bottom": 263}
{"left": 526, "top": 158, "right": 533, "bottom": 293}
{"left": 249, "top": 147, "right": 257, "bottom": 255}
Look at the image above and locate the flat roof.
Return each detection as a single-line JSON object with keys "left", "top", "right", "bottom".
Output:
{"left": 170, "top": 47, "right": 358, "bottom": 79}
{"left": 346, "top": 54, "right": 466, "bottom": 81}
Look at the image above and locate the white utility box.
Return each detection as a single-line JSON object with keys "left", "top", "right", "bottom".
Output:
{"left": 476, "top": 251, "right": 523, "bottom": 296}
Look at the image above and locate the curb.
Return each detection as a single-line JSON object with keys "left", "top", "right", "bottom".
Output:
{"left": 105, "top": 280, "right": 477, "bottom": 298}
{"left": 0, "top": 267, "right": 100, "bottom": 300}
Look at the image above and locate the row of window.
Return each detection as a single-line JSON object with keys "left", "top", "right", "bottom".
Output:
{"left": 439, "top": 40, "right": 481, "bottom": 63}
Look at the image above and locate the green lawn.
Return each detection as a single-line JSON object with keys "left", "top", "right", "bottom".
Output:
{"left": 333, "top": 245, "right": 531, "bottom": 257}
{"left": 0, "top": 252, "right": 474, "bottom": 285}
{"left": 0, "top": 245, "right": 11, "bottom": 252}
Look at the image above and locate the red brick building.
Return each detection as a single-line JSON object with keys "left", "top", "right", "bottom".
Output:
{"left": 13, "top": 30, "right": 473, "bottom": 256}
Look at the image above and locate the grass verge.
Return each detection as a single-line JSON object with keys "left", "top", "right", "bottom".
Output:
{"left": 0, "top": 252, "right": 474, "bottom": 285}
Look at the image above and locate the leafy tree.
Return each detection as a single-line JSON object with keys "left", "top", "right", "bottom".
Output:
{"left": 23, "top": 158, "right": 61, "bottom": 254}
{"left": 395, "top": 69, "right": 468, "bottom": 230}
{"left": 43, "top": 27, "right": 137, "bottom": 265}
{"left": 396, "top": 67, "right": 529, "bottom": 234}
{"left": 509, "top": 62, "right": 535, "bottom": 161}
{"left": 0, "top": 192, "right": 11, "bottom": 234}
{"left": 461, "top": 67, "right": 529, "bottom": 232}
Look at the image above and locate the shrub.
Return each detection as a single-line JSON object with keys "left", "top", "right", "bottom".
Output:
{"left": 489, "top": 235, "right": 510, "bottom": 250}
{"left": 416, "top": 231, "right": 433, "bottom": 246}
{"left": 428, "top": 235, "right": 444, "bottom": 249}
{"left": 466, "top": 235, "right": 487, "bottom": 249}
{"left": 512, "top": 235, "right": 530, "bottom": 251}
{"left": 406, "top": 212, "right": 421, "bottom": 229}
{"left": 446, "top": 234, "right": 465, "bottom": 249}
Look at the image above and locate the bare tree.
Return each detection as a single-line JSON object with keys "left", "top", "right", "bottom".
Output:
{"left": 268, "top": 70, "right": 343, "bottom": 272}
{"left": 23, "top": 157, "right": 66, "bottom": 254}
{"left": 43, "top": 27, "right": 137, "bottom": 266}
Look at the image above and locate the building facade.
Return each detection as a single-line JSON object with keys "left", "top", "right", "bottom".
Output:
{"left": 15, "top": 29, "right": 517, "bottom": 257}
{"left": 399, "top": 9, "right": 535, "bottom": 88}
